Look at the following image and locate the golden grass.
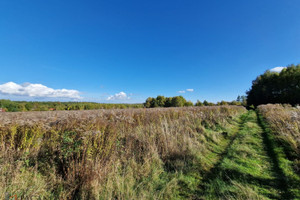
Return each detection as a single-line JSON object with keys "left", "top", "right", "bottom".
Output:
{"left": 0, "top": 106, "right": 246, "bottom": 199}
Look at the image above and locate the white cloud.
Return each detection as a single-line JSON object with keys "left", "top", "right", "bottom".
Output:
{"left": 107, "top": 92, "right": 130, "bottom": 101}
{"left": 0, "top": 82, "right": 81, "bottom": 99}
{"left": 178, "top": 89, "right": 194, "bottom": 93}
{"left": 270, "top": 66, "right": 286, "bottom": 73}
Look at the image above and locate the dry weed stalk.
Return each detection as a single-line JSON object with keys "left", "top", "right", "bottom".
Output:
{"left": 0, "top": 106, "right": 246, "bottom": 199}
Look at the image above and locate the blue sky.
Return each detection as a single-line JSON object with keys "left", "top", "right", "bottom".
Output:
{"left": 0, "top": 0, "right": 300, "bottom": 103}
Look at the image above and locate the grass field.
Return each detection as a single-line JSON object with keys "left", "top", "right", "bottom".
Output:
{"left": 0, "top": 105, "right": 299, "bottom": 199}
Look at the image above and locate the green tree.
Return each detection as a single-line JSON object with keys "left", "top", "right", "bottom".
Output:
{"left": 165, "top": 97, "right": 173, "bottom": 107}
{"left": 184, "top": 101, "right": 194, "bottom": 107}
{"left": 195, "top": 100, "right": 203, "bottom": 106}
{"left": 203, "top": 100, "right": 209, "bottom": 106}
{"left": 171, "top": 96, "right": 186, "bottom": 107}
{"left": 247, "top": 64, "right": 300, "bottom": 106}
{"left": 220, "top": 101, "right": 228, "bottom": 106}
{"left": 156, "top": 96, "right": 166, "bottom": 107}
{"left": 150, "top": 98, "right": 159, "bottom": 108}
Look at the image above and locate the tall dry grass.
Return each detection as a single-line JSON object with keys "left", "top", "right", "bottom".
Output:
{"left": 0, "top": 106, "right": 246, "bottom": 199}
{"left": 258, "top": 104, "right": 300, "bottom": 174}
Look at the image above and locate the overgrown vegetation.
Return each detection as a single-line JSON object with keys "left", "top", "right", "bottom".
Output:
{"left": 0, "top": 106, "right": 246, "bottom": 199}
{"left": 1, "top": 104, "right": 300, "bottom": 199}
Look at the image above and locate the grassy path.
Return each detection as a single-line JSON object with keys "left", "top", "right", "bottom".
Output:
{"left": 198, "top": 111, "right": 291, "bottom": 200}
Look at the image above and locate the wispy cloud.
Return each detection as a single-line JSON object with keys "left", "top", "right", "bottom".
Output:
{"left": 270, "top": 66, "right": 286, "bottom": 73}
{"left": 107, "top": 92, "right": 130, "bottom": 101}
{"left": 178, "top": 89, "right": 194, "bottom": 93}
{"left": 0, "top": 82, "right": 82, "bottom": 99}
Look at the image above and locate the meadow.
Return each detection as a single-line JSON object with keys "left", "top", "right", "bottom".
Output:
{"left": 0, "top": 105, "right": 299, "bottom": 199}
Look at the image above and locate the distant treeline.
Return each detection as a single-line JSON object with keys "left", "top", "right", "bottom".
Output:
{"left": 144, "top": 95, "right": 246, "bottom": 108}
{"left": 0, "top": 99, "right": 143, "bottom": 112}
{"left": 0, "top": 97, "right": 246, "bottom": 112}
{"left": 247, "top": 64, "right": 300, "bottom": 106}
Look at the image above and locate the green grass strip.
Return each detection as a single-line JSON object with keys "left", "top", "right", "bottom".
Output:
{"left": 200, "top": 111, "right": 285, "bottom": 200}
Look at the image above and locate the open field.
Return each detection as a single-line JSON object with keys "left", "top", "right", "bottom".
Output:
{"left": 0, "top": 105, "right": 300, "bottom": 199}
{"left": 2, "top": 1, "right": 300, "bottom": 199}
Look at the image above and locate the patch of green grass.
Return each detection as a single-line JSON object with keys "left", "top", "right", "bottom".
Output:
{"left": 200, "top": 111, "right": 282, "bottom": 199}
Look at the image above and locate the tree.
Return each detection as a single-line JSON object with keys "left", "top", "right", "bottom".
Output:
{"left": 241, "top": 96, "right": 247, "bottom": 106}
{"left": 184, "top": 101, "right": 194, "bottom": 107}
{"left": 219, "top": 101, "right": 228, "bottom": 105}
{"left": 165, "top": 97, "right": 173, "bottom": 107}
{"left": 144, "top": 96, "right": 190, "bottom": 108}
{"left": 203, "top": 100, "right": 209, "bottom": 106}
{"left": 144, "top": 97, "right": 153, "bottom": 108}
{"left": 156, "top": 96, "right": 166, "bottom": 107}
{"left": 247, "top": 64, "right": 300, "bottom": 106}
{"left": 150, "top": 98, "right": 159, "bottom": 108}
{"left": 195, "top": 100, "right": 203, "bottom": 106}
{"left": 171, "top": 96, "right": 186, "bottom": 107}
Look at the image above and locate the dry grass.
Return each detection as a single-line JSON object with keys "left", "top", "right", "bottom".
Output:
{"left": 0, "top": 106, "right": 246, "bottom": 199}
{"left": 258, "top": 105, "right": 300, "bottom": 158}
{"left": 258, "top": 104, "right": 300, "bottom": 176}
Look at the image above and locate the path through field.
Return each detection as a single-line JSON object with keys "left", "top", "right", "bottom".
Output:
{"left": 198, "top": 110, "right": 298, "bottom": 200}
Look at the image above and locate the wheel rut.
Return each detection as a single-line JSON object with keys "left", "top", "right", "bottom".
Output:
{"left": 198, "top": 110, "right": 290, "bottom": 199}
